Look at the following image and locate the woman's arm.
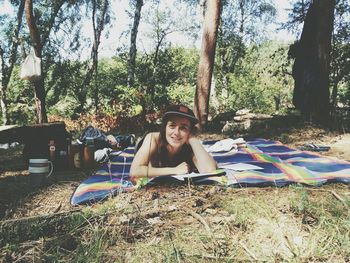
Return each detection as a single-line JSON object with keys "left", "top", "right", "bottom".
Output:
{"left": 130, "top": 133, "right": 189, "bottom": 178}
{"left": 188, "top": 137, "right": 217, "bottom": 173}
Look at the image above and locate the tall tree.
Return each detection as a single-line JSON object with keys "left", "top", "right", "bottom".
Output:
{"left": 0, "top": 0, "right": 25, "bottom": 125}
{"left": 23, "top": 0, "right": 85, "bottom": 123}
{"left": 285, "top": 0, "right": 350, "bottom": 116}
{"left": 127, "top": 0, "right": 143, "bottom": 88}
{"left": 76, "top": 0, "right": 109, "bottom": 113}
{"left": 25, "top": 0, "right": 48, "bottom": 123}
{"left": 289, "top": 0, "right": 336, "bottom": 123}
{"left": 25, "top": 0, "right": 72, "bottom": 123}
{"left": 194, "top": 0, "right": 221, "bottom": 128}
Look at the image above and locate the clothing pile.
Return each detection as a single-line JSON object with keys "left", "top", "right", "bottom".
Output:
{"left": 77, "top": 125, "right": 135, "bottom": 163}
{"left": 207, "top": 138, "right": 246, "bottom": 153}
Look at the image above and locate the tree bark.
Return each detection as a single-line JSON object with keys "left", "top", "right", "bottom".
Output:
{"left": 0, "top": 46, "right": 7, "bottom": 125}
{"left": 0, "top": 0, "right": 25, "bottom": 125}
{"left": 194, "top": 0, "right": 221, "bottom": 129}
{"left": 127, "top": 0, "right": 143, "bottom": 88}
{"left": 77, "top": 0, "right": 109, "bottom": 113}
{"left": 25, "top": 0, "right": 47, "bottom": 123}
{"left": 291, "top": 0, "right": 335, "bottom": 124}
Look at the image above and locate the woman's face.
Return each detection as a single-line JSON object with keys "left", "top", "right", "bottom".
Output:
{"left": 165, "top": 116, "right": 191, "bottom": 149}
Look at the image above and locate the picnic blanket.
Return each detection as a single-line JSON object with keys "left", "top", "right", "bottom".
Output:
{"left": 70, "top": 138, "right": 350, "bottom": 205}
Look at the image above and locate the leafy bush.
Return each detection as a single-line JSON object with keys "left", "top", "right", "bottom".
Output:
{"left": 168, "top": 83, "right": 195, "bottom": 106}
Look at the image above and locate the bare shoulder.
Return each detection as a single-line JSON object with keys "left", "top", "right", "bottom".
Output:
{"left": 145, "top": 132, "right": 160, "bottom": 142}
{"left": 140, "top": 132, "right": 160, "bottom": 150}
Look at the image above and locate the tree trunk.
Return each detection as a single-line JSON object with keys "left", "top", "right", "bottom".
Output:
{"left": 291, "top": 0, "right": 335, "bottom": 124}
{"left": 330, "top": 82, "right": 338, "bottom": 115}
{"left": 25, "top": 0, "right": 48, "bottom": 123}
{"left": 127, "top": 0, "right": 143, "bottom": 88}
{"left": 0, "top": 84, "right": 7, "bottom": 125}
{"left": 0, "top": 47, "right": 7, "bottom": 125}
{"left": 78, "top": 0, "right": 109, "bottom": 113}
{"left": 194, "top": 0, "right": 221, "bottom": 129}
{"left": 0, "top": 0, "right": 25, "bottom": 125}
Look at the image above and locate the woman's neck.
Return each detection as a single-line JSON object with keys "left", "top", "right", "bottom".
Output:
{"left": 166, "top": 144, "right": 181, "bottom": 157}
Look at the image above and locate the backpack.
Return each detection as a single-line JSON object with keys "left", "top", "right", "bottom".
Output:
{"left": 77, "top": 125, "right": 108, "bottom": 149}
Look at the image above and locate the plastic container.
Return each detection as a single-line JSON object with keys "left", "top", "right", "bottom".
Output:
{"left": 83, "top": 137, "right": 95, "bottom": 168}
{"left": 69, "top": 143, "right": 81, "bottom": 169}
{"left": 48, "top": 140, "right": 56, "bottom": 162}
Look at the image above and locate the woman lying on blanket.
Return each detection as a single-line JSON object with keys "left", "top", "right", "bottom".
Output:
{"left": 130, "top": 104, "right": 217, "bottom": 179}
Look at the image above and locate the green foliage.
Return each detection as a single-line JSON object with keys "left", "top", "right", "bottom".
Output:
{"left": 3, "top": 0, "right": 349, "bottom": 125}
{"left": 49, "top": 95, "right": 78, "bottom": 117}
{"left": 220, "top": 0, "right": 277, "bottom": 44}
{"left": 6, "top": 41, "right": 296, "bottom": 123}
{"left": 213, "top": 41, "right": 294, "bottom": 115}
{"left": 134, "top": 47, "right": 199, "bottom": 113}
{"left": 340, "top": 82, "right": 350, "bottom": 107}
{"left": 113, "top": 85, "right": 141, "bottom": 116}
{"left": 6, "top": 66, "right": 36, "bottom": 125}
{"left": 168, "top": 84, "right": 195, "bottom": 106}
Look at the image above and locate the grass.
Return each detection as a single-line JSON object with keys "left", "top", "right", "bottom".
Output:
{"left": 3, "top": 184, "right": 349, "bottom": 262}
{"left": 1, "top": 116, "right": 350, "bottom": 262}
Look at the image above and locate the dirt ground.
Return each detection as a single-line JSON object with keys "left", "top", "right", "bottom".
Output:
{"left": 0, "top": 123, "right": 349, "bottom": 221}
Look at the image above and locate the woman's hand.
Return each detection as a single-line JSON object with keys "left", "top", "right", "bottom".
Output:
{"left": 174, "top": 162, "right": 190, "bottom": 175}
{"left": 187, "top": 137, "right": 218, "bottom": 173}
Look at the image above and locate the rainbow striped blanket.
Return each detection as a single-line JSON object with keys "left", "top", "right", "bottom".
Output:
{"left": 70, "top": 138, "right": 350, "bottom": 205}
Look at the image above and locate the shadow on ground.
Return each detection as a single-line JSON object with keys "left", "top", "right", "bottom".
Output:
{"left": 0, "top": 145, "right": 90, "bottom": 219}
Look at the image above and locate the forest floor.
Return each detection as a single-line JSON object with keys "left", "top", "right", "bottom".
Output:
{"left": 0, "top": 115, "right": 350, "bottom": 262}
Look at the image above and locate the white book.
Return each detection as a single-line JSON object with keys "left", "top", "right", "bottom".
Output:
{"left": 220, "top": 163, "right": 263, "bottom": 171}
{"left": 171, "top": 169, "right": 226, "bottom": 181}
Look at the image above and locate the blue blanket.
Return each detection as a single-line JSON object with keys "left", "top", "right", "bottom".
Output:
{"left": 70, "top": 138, "right": 350, "bottom": 205}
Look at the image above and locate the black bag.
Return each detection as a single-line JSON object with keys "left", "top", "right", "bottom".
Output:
{"left": 78, "top": 125, "right": 135, "bottom": 150}
{"left": 77, "top": 125, "right": 108, "bottom": 149}
{"left": 114, "top": 134, "right": 136, "bottom": 149}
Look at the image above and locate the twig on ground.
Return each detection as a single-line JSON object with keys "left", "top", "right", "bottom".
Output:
{"left": 319, "top": 235, "right": 333, "bottom": 254}
{"left": 13, "top": 249, "right": 35, "bottom": 263}
{"left": 306, "top": 188, "right": 348, "bottom": 206}
{"left": 183, "top": 207, "right": 212, "bottom": 235}
{"left": 35, "top": 197, "right": 46, "bottom": 206}
{"left": 238, "top": 241, "right": 258, "bottom": 261}
{"left": 283, "top": 235, "right": 298, "bottom": 258}
{"left": 53, "top": 202, "right": 62, "bottom": 213}
{"left": 187, "top": 178, "right": 192, "bottom": 197}
{"left": 330, "top": 190, "right": 347, "bottom": 205}
{"left": 183, "top": 252, "right": 217, "bottom": 259}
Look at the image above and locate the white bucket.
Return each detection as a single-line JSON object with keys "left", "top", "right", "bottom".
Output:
{"left": 28, "top": 159, "right": 53, "bottom": 178}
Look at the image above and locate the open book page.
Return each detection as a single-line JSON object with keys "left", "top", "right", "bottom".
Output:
{"left": 220, "top": 163, "right": 263, "bottom": 171}
{"left": 171, "top": 169, "right": 226, "bottom": 181}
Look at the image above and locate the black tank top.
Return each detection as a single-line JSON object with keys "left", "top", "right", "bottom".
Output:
{"left": 155, "top": 143, "right": 195, "bottom": 171}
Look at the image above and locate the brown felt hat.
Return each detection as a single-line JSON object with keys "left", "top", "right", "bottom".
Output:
{"left": 162, "top": 104, "right": 199, "bottom": 124}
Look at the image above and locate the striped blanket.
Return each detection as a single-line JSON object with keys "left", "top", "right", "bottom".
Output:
{"left": 70, "top": 138, "right": 350, "bottom": 205}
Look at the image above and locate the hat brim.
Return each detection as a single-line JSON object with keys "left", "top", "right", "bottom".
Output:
{"left": 162, "top": 111, "right": 199, "bottom": 124}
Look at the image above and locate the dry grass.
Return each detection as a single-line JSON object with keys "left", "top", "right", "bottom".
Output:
{"left": 1, "top": 184, "right": 349, "bottom": 262}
